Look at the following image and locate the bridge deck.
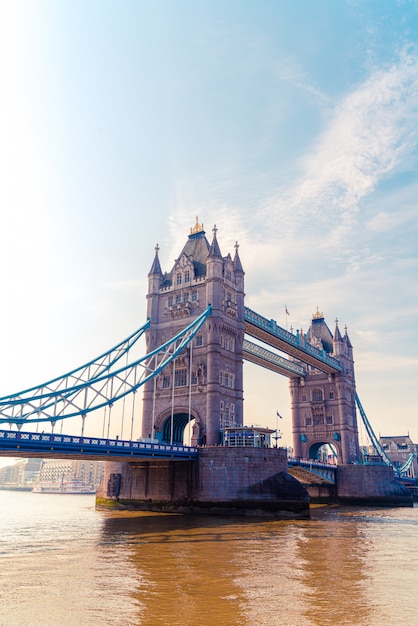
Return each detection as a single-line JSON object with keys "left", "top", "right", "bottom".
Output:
{"left": 0, "top": 430, "right": 198, "bottom": 462}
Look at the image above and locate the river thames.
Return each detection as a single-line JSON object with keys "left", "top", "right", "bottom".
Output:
{"left": 0, "top": 490, "right": 417, "bottom": 626}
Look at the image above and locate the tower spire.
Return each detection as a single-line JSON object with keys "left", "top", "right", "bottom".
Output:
{"left": 233, "top": 241, "right": 244, "bottom": 274}
{"left": 149, "top": 243, "right": 162, "bottom": 275}
{"left": 208, "top": 224, "right": 222, "bottom": 257}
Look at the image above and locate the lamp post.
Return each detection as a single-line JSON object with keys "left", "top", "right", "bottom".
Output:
{"left": 273, "top": 410, "right": 284, "bottom": 448}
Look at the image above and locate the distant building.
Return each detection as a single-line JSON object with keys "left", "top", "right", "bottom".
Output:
{"left": 38, "top": 459, "right": 105, "bottom": 488}
{"left": 379, "top": 435, "right": 417, "bottom": 478}
{"left": 0, "top": 458, "right": 43, "bottom": 489}
{"left": 0, "top": 458, "right": 104, "bottom": 489}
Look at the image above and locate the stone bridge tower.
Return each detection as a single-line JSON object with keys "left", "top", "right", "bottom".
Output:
{"left": 142, "top": 219, "right": 245, "bottom": 446}
{"left": 289, "top": 310, "right": 361, "bottom": 464}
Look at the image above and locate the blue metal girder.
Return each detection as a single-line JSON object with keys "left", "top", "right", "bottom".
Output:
{"left": 0, "top": 306, "right": 212, "bottom": 426}
{"left": 355, "top": 393, "right": 397, "bottom": 472}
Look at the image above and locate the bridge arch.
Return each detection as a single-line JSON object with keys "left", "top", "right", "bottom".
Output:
{"left": 156, "top": 407, "right": 203, "bottom": 446}
{"left": 307, "top": 440, "right": 340, "bottom": 463}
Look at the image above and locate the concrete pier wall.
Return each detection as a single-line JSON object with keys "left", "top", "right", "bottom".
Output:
{"left": 336, "top": 464, "right": 413, "bottom": 506}
{"left": 96, "top": 447, "right": 310, "bottom": 518}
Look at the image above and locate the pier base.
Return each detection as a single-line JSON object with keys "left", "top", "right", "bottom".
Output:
{"left": 96, "top": 447, "right": 310, "bottom": 519}
{"left": 336, "top": 464, "right": 413, "bottom": 506}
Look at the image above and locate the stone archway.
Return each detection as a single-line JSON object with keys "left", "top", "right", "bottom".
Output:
{"left": 161, "top": 412, "right": 200, "bottom": 445}
{"left": 308, "top": 440, "right": 340, "bottom": 463}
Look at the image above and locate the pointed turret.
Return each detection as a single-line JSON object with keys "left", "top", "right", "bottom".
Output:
{"left": 208, "top": 224, "right": 222, "bottom": 258}
{"left": 206, "top": 225, "right": 223, "bottom": 308}
{"left": 147, "top": 243, "right": 163, "bottom": 323}
{"left": 333, "top": 318, "right": 342, "bottom": 342}
{"left": 344, "top": 324, "right": 353, "bottom": 352}
{"left": 148, "top": 243, "right": 162, "bottom": 277}
{"left": 233, "top": 241, "right": 244, "bottom": 275}
{"left": 332, "top": 318, "right": 343, "bottom": 356}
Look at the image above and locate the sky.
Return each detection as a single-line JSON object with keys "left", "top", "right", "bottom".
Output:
{"left": 0, "top": 0, "right": 418, "bottom": 463}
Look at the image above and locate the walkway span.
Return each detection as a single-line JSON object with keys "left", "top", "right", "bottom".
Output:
{"left": 244, "top": 307, "right": 342, "bottom": 375}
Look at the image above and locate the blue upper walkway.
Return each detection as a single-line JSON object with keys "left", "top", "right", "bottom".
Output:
{"left": 244, "top": 307, "right": 342, "bottom": 377}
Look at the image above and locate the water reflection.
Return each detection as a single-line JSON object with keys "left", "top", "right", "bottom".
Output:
{"left": 3, "top": 492, "right": 416, "bottom": 626}
{"left": 99, "top": 506, "right": 400, "bottom": 626}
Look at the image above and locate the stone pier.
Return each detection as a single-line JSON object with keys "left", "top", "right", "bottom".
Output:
{"left": 96, "top": 447, "right": 310, "bottom": 519}
{"left": 336, "top": 464, "right": 413, "bottom": 506}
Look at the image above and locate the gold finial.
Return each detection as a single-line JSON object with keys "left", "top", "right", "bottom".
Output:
{"left": 190, "top": 215, "right": 204, "bottom": 235}
{"left": 313, "top": 306, "right": 324, "bottom": 320}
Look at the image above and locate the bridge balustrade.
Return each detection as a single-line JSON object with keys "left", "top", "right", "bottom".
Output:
{"left": 0, "top": 429, "right": 198, "bottom": 460}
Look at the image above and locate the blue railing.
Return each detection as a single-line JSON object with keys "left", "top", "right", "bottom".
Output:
{"left": 288, "top": 457, "right": 337, "bottom": 483}
{"left": 0, "top": 429, "right": 199, "bottom": 460}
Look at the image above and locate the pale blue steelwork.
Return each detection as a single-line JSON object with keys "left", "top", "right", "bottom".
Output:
{"left": 0, "top": 306, "right": 211, "bottom": 425}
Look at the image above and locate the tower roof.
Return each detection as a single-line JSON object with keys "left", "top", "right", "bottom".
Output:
{"left": 178, "top": 224, "right": 211, "bottom": 278}
{"left": 306, "top": 308, "right": 334, "bottom": 353}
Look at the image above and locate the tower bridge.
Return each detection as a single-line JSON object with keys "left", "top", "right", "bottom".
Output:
{"left": 0, "top": 218, "right": 413, "bottom": 514}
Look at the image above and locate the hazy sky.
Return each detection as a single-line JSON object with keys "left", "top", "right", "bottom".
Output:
{"left": 1, "top": 0, "right": 418, "bottom": 456}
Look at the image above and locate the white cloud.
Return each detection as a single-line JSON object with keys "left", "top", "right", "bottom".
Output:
{"left": 261, "top": 47, "right": 418, "bottom": 245}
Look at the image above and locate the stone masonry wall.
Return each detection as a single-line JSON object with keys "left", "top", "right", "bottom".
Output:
{"left": 337, "top": 464, "right": 412, "bottom": 505}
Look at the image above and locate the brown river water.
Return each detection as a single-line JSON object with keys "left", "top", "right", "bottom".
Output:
{"left": 0, "top": 490, "right": 417, "bottom": 626}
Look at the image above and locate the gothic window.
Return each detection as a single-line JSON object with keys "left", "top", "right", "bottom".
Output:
{"left": 185, "top": 271, "right": 190, "bottom": 283}
{"left": 175, "top": 294, "right": 181, "bottom": 304}
{"left": 313, "top": 414, "right": 324, "bottom": 425}
{"left": 312, "top": 389, "right": 323, "bottom": 402}
{"left": 326, "top": 415, "right": 333, "bottom": 424}
{"left": 305, "top": 417, "right": 312, "bottom": 426}
{"left": 192, "top": 290, "right": 198, "bottom": 301}
{"left": 168, "top": 296, "right": 173, "bottom": 307}
{"left": 184, "top": 292, "right": 190, "bottom": 302}
{"left": 301, "top": 394, "right": 307, "bottom": 402}
{"left": 176, "top": 273, "right": 182, "bottom": 285}
{"left": 191, "top": 371, "right": 198, "bottom": 385}
{"left": 162, "top": 376, "right": 170, "bottom": 389}
{"left": 196, "top": 334, "right": 203, "bottom": 347}
{"left": 174, "top": 369, "right": 187, "bottom": 387}
{"left": 329, "top": 391, "right": 335, "bottom": 399}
